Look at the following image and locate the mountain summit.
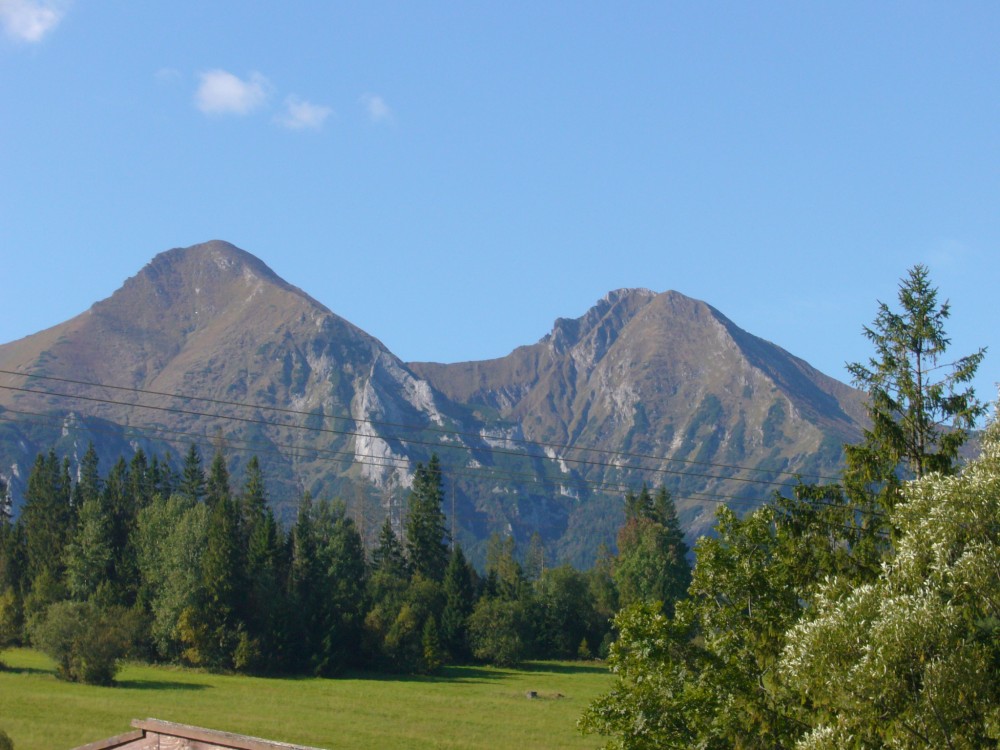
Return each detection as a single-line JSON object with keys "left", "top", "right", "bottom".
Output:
{"left": 0, "top": 241, "right": 863, "bottom": 563}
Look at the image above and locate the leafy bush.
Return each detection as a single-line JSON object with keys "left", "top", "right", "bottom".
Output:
{"left": 0, "top": 727, "right": 13, "bottom": 750}
{"left": 468, "top": 597, "right": 529, "bottom": 667}
{"left": 31, "top": 600, "right": 133, "bottom": 685}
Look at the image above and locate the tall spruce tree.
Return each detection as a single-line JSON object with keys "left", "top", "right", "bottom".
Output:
{"left": 846, "top": 264, "right": 986, "bottom": 498}
{"left": 19, "top": 451, "right": 74, "bottom": 585}
{"left": 405, "top": 456, "right": 449, "bottom": 582}
{"left": 205, "top": 450, "right": 231, "bottom": 509}
{"left": 179, "top": 444, "right": 206, "bottom": 504}
{"left": 440, "top": 544, "right": 476, "bottom": 660}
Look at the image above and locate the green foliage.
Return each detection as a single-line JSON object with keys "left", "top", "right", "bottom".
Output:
{"left": 0, "top": 728, "right": 11, "bottom": 750}
{"left": 405, "top": 456, "right": 449, "bottom": 582}
{"left": 846, "top": 264, "right": 986, "bottom": 492}
{"left": 534, "top": 565, "right": 595, "bottom": 659}
{"left": 30, "top": 600, "right": 133, "bottom": 685}
{"left": 614, "top": 487, "right": 690, "bottom": 616}
{"left": 371, "top": 515, "right": 408, "bottom": 579}
{"left": 468, "top": 596, "right": 529, "bottom": 667}
{"left": 179, "top": 443, "right": 206, "bottom": 503}
{"left": 63, "top": 493, "right": 114, "bottom": 602}
{"left": 135, "top": 495, "right": 209, "bottom": 660}
{"left": 584, "top": 482, "right": 875, "bottom": 749}
{"left": 19, "top": 452, "right": 73, "bottom": 585}
{"left": 781, "top": 415, "right": 1000, "bottom": 748}
{"left": 579, "top": 601, "right": 711, "bottom": 750}
{"left": 440, "top": 545, "right": 476, "bottom": 661}
{"left": 421, "top": 616, "right": 443, "bottom": 673}
{"left": 0, "top": 587, "right": 21, "bottom": 653}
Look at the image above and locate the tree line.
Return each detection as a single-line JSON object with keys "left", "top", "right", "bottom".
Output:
{"left": 0, "top": 442, "right": 691, "bottom": 684}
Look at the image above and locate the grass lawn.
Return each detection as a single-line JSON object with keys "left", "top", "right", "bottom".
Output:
{"left": 0, "top": 648, "right": 611, "bottom": 749}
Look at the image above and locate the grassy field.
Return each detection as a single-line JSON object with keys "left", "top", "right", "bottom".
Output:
{"left": 0, "top": 648, "right": 611, "bottom": 749}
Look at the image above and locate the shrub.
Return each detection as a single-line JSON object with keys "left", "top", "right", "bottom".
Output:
{"left": 31, "top": 600, "right": 133, "bottom": 685}
{"left": 0, "top": 727, "right": 13, "bottom": 750}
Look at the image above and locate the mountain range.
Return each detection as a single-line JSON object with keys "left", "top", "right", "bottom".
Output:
{"left": 0, "top": 240, "right": 865, "bottom": 566}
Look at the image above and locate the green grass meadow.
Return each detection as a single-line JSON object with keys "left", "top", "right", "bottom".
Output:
{"left": 0, "top": 649, "right": 611, "bottom": 749}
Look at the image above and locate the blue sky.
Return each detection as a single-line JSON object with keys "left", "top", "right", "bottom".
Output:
{"left": 1, "top": 2, "right": 998, "bottom": 406}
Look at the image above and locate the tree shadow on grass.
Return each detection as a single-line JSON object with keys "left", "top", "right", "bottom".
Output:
{"left": 339, "top": 661, "right": 607, "bottom": 685}
{"left": 516, "top": 661, "right": 608, "bottom": 677}
{"left": 116, "top": 678, "right": 210, "bottom": 691}
{"left": 0, "top": 664, "right": 51, "bottom": 677}
{"left": 342, "top": 664, "right": 514, "bottom": 685}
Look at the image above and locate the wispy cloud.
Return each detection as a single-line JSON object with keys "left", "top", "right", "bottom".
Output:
{"left": 276, "top": 95, "right": 333, "bottom": 130}
{"left": 361, "top": 93, "right": 392, "bottom": 123}
{"left": 0, "top": 0, "right": 67, "bottom": 43}
{"left": 155, "top": 67, "right": 182, "bottom": 85}
{"left": 194, "top": 69, "right": 270, "bottom": 116}
{"left": 924, "top": 238, "right": 973, "bottom": 271}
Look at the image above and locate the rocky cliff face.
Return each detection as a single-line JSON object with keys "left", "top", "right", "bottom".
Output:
{"left": 0, "top": 242, "right": 865, "bottom": 565}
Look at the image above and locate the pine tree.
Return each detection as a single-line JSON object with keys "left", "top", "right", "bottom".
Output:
{"left": 371, "top": 516, "right": 408, "bottom": 578}
{"left": 193, "top": 493, "right": 243, "bottom": 668}
{"left": 64, "top": 489, "right": 114, "bottom": 602}
{"left": 287, "top": 492, "right": 321, "bottom": 670}
{"left": 846, "top": 264, "right": 986, "bottom": 494}
{"left": 128, "top": 449, "right": 155, "bottom": 511}
{"left": 205, "top": 450, "right": 231, "bottom": 509}
{"left": 179, "top": 444, "right": 205, "bottom": 504}
{"left": 77, "top": 443, "right": 102, "bottom": 507}
{"left": 19, "top": 451, "right": 74, "bottom": 584}
{"left": 440, "top": 544, "right": 476, "bottom": 661}
{"left": 405, "top": 456, "right": 449, "bottom": 582}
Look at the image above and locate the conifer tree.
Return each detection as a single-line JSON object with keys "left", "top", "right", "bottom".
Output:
{"left": 64, "top": 490, "right": 114, "bottom": 602}
{"left": 205, "top": 450, "right": 231, "bottom": 509}
{"left": 405, "top": 455, "right": 449, "bottom": 582}
{"left": 19, "top": 451, "right": 74, "bottom": 585}
{"left": 179, "top": 444, "right": 205, "bottom": 504}
{"left": 371, "top": 516, "right": 407, "bottom": 578}
{"left": 287, "top": 492, "right": 320, "bottom": 670}
{"left": 440, "top": 544, "right": 476, "bottom": 660}
{"left": 846, "top": 264, "right": 986, "bottom": 498}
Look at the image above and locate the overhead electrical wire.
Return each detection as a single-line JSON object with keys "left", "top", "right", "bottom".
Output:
{"left": 0, "top": 409, "right": 884, "bottom": 539}
{"left": 0, "top": 369, "right": 843, "bottom": 483}
{"left": 1, "top": 404, "right": 795, "bottom": 507}
{"left": 0, "top": 408, "right": 788, "bottom": 511}
{"left": 0, "top": 379, "right": 888, "bottom": 522}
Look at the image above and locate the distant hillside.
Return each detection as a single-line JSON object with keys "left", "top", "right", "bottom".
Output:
{"left": 0, "top": 241, "right": 865, "bottom": 566}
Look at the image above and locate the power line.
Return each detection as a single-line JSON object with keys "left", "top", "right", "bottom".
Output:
{"left": 0, "top": 404, "right": 885, "bottom": 521}
{"left": 0, "top": 378, "right": 830, "bottom": 492}
{"left": 0, "top": 368, "right": 844, "bottom": 483}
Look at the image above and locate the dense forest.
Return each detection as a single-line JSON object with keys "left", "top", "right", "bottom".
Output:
{"left": 0, "top": 443, "right": 689, "bottom": 682}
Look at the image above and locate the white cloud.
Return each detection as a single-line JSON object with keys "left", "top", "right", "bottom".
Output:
{"left": 194, "top": 69, "right": 270, "bottom": 116}
{"left": 276, "top": 95, "right": 333, "bottom": 130}
{"left": 361, "top": 93, "right": 391, "bottom": 123}
{"left": 0, "top": 0, "right": 67, "bottom": 43}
